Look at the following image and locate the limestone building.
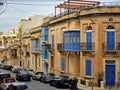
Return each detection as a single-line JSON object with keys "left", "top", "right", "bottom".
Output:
{"left": 19, "top": 15, "right": 45, "bottom": 71}
{"left": 48, "top": 0, "right": 120, "bottom": 87}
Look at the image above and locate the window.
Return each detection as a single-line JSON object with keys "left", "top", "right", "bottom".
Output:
{"left": 61, "top": 57, "right": 65, "bottom": 71}
{"left": 42, "top": 26, "right": 48, "bottom": 41}
{"left": 38, "top": 56, "right": 41, "bottom": 67}
{"left": 51, "top": 56, "right": 54, "bottom": 68}
{"left": 12, "top": 49, "right": 17, "bottom": 57}
{"left": 86, "top": 27, "right": 92, "bottom": 50}
{"left": 32, "top": 55, "right": 34, "bottom": 65}
{"left": 52, "top": 35, "right": 54, "bottom": 50}
{"left": 85, "top": 60, "right": 92, "bottom": 76}
{"left": 32, "top": 38, "right": 40, "bottom": 52}
{"left": 106, "top": 25, "right": 115, "bottom": 50}
{"left": 42, "top": 45, "right": 48, "bottom": 59}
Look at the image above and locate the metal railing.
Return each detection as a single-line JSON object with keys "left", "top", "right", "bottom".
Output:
{"left": 102, "top": 42, "right": 120, "bottom": 51}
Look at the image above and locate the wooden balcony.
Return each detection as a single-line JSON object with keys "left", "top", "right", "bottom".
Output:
{"left": 102, "top": 42, "right": 120, "bottom": 57}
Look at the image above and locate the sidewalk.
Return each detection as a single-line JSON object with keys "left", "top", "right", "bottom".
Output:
{"left": 78, "top": 86, "right": 104, "bottom": 90}
{"left": 78, "top": 86, "right": 120, "bottom": 90}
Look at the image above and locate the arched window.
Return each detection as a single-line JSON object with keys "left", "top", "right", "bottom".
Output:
{"left": 87, "top": 26, "right": 92, "bottom": 30}
{"left": 106, "top": 25, "right": 115, "bottom": 29}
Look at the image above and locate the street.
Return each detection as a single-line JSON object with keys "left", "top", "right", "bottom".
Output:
{"left": 0, "top": 69, "right": 69, "bottom": 90}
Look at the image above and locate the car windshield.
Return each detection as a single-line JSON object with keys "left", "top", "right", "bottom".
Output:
{"left": 0, "top": 74, "right": 11, "bottom": 81}
{"left": 20, "top": 71, "right": 29, "bottom": 74}
{"left": 35, "top": 72, "right": 43, "bottom": 75}
{"left": 15, "top": 85, "right": 28, "bottom": 90}
{"left": 48, "top": 73, "right": 55, "bottom": 76}
{"left": 5, "top": 79, "right": 15, "bottom": 83}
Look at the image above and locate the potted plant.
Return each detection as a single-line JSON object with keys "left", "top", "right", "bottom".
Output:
{"left": 95, "top": 72, "right": 104, "bottom": 87}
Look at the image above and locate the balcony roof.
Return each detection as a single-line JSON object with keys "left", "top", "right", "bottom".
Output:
{"left": 54, "top": 0, "right": 100, "bottom": 16}
{"left": 56, "top": 0, "right": 100, "bottom": 9}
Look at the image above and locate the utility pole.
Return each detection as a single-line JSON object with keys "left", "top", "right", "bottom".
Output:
{"left": 0, "top": 3, "right": 3, "bottom": 5}
{"left": 0, "top": 0, "right": 7, "bottom": 15}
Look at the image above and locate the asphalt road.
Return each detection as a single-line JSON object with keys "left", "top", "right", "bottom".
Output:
{"left": 0, "top": 69, "right": 70, "bottom": 90}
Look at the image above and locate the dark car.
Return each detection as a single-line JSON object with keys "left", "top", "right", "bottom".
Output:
{"left": 32, "top": 72, "right": 44, "bottom": 80}
{"left": 0, "top": 73, "right": 11, "bottom": 90}
{"left": 7, "top": 82, "right": 30, "bottom": 90}
{"left": 0, "top": 73, "right": 11, "bottom": 83}
{"left": 16, "top": 70, "right": 31, "bottom": 81}
{"left": 40, "top": 73, "right": 55, "bottom": 83}
{"left": 2, "top": 65, "right": 13, "bottom": 70}
{"left": 49, "top": 75, "right": 70, "bottom": 88}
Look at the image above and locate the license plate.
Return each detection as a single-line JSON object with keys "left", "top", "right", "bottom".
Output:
{"left": 24, "top": 78, "right": 28, "bottom": 80}
{"left": 64, "top": 83, "right": 69, "bottom": 85}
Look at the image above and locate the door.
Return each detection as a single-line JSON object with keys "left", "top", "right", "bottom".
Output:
{"left": 105, "top": 64, "right": 115, "bottom": 86}
{"left": 44, "top": 63, "right": 48, "bottom": 73}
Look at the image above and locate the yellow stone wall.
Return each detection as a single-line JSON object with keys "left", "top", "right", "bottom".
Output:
{"left": 48, "top": 6, "right": 120, "bottom": 84}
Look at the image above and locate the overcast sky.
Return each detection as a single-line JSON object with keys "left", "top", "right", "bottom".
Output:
{"left": 0, "top": 0, "right": 119, "bottom": 33}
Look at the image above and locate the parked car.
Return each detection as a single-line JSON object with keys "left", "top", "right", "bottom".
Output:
{"left": 0, "top": 64, "right": 4, "bottom": 68}
{"left": 0, "top": 73, "right": 11, "bottom": 83}
{"left": 7, "top": 82, "right": 30, "bottom": 90}
{"left": 32, "top": 72, "right": 44, "bottom": 80}
{"left": 11, "top": 66, "right": 22, "bottom": 73}
{"left": 0, "top": 77, "right": 16, "bottom": 90}
{"left": 16, "top": 70, "right": 31, "bottom": 81}
{"left": 49, "top": 75, "right": 70, "bottom": 88}
{"left": 27, "top": 69, "right": 34, "bottom": 76}
{"left": 2, "top": 65, "right": 12, "bottom": 70}
{"left": 0, "top": 73, "right": 11, "bottom": 90}
{"left": 40, "top": 73, "right": 55, "bottom": 83}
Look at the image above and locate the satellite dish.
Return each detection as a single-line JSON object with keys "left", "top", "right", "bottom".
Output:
{"left": 0, "top": 0, "right": 7, "bottom": 15}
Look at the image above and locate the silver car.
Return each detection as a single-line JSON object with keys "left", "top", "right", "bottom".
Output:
{"left": 32, "top": 72, "right": 44, "bottom": 80}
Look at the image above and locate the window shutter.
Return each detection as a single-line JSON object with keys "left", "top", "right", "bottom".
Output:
{"left": 86, "top": 60, "right": 92, "bottom": 76}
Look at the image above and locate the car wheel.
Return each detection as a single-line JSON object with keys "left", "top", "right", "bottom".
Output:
{"left": 50, "top": 82, "right": 52, "bottom": 86}
{"left": 55, "top": 83, "right": 59, "bottom": 88}
{"left": 28, "top": 78, "right": 31, "bottom": 81}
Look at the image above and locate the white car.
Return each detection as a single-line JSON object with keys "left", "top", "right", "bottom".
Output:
{"left": 11, "top": 66, "right": 22, "bottom": 73}
{"left": 6, "top": 82, "right": 30, "bottom": 90}
{"left": 0, "top": 77, "right": 16, "bottom": 90}
{"left": 32, "top": 72, "right": 44, "bottom": 80}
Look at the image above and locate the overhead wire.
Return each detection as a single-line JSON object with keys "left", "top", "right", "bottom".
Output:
{"left": 7, "top": 5, "right": 35, "bottom": 15}
{"left": 0, "top": 0, "right": 7, "bottom": 15}
{"left": 7, "top": 2, "right": 57, "bottom": 6}
{"left": 0, "top": 0, "right": 64, "bottom": 15}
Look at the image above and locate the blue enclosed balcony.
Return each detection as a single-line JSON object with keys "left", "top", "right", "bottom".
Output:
{"left": 62, "top": 30, "right": 80, "bottom": 51}
{"left": 31, "top": 38, "right": 41, "bottom": 54}
{"left": 42, "top": 45, "right": 48, "bottom": 60}
{"left": 41, "top": 26, "right": 48, "bottom": 43}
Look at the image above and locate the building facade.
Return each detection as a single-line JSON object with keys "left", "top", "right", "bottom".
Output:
{"left": 48, "top": 3, "right": 120, "bottom": 87}
{"left": 30, "top": 26, "right": 41, "bottom": 72}
{"left": 0, "top": 28, "right": 20, "bottom": 66}
{"left": 41, "top": 17, "right": 49, "bottom": 73}
{"left": 19, "top": 15, "right": 45, "bottom": 70}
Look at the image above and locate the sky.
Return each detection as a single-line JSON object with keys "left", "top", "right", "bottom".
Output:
{"left": 0, "top": 0, "right": 119, "bottom": 33}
